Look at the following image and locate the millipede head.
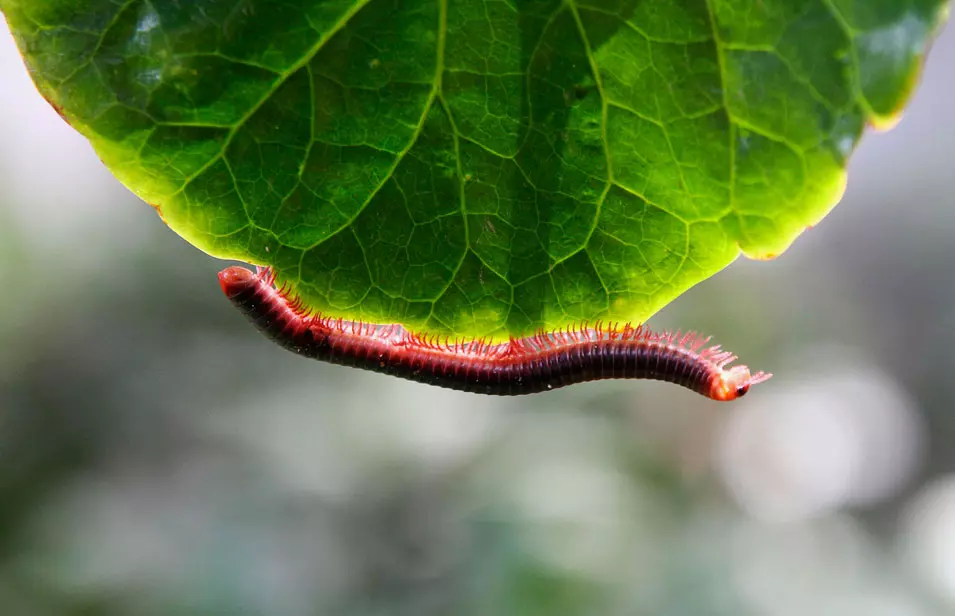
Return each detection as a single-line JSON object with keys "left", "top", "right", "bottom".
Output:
{"left": 710, "top": 365, "right": 773, "bottom": 401}
{"left": 218, "top": 266, "right": 257, "bottom": 298}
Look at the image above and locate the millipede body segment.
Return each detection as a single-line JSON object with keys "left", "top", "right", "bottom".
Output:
{"left": 218, "top": 266, "right": 772, "bottom": 400}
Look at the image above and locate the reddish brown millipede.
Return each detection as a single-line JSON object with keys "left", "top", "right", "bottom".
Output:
{"left": 219, "top": 266, "right": 771, "bottom": 399}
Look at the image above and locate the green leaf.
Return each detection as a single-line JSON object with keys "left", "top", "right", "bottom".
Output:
{"left": 3, "top": 0, "right": 948, "bottom": 338}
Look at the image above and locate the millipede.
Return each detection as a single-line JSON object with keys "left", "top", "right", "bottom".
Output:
{"left": 218, "top": 266, "right": 772, "bottom": 400}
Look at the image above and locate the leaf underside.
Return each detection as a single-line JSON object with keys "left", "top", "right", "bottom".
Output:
{"left": 2, "top": 0, "right": 948, "bottom": 339}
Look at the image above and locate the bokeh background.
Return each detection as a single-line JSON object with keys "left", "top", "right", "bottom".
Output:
{"left": 2, "top": 13, "right": 954, "bottom": 616}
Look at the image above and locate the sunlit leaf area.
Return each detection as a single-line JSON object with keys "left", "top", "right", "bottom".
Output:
{"left": 2, "top": 10, "right": 955, "bottom": 616}
{"left": 3, "top": 0, "right": 947, "bottom": 339}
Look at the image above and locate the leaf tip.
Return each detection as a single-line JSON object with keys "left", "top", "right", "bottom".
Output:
{"left": 868, "top": 110, "right": 906, "bottom": 133}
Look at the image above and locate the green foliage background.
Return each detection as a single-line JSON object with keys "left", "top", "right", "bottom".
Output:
{"left": 1, "top": 0, "right": 948, "bottom": 337}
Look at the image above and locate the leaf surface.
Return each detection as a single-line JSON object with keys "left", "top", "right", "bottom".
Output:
{"left": 3, "top": 0, "right": 948, "bottom": 337}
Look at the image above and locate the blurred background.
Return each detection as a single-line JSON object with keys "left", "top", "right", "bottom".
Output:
{"left": 1, "top": 13, "right": 954, "bottom": 616}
